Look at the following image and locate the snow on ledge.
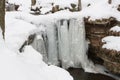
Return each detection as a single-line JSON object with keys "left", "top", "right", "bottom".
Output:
{"left": 110, "top": 25, "right": 120, "bottom": 32}
{"left": 102, "top": 36, "right": 120, "bottom": 51}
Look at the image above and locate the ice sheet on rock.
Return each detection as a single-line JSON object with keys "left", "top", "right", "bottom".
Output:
{"left": 31, "top": 33, "right": 48, "bottom": 63}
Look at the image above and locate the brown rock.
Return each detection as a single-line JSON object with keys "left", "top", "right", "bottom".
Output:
{"left": 85, "top": 17, "right": 120, "bottom": 73}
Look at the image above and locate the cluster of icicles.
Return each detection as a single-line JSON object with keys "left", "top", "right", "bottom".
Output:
{"left": 31, "top": 18, "right": 91, "bottom": 69}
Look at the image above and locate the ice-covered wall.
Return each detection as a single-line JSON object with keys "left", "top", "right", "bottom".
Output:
{"left": 31, "top": 18, "right": 90, "bottom": 69}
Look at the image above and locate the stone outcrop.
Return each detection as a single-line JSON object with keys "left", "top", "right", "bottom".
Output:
{"left": 85, "top": 17, "right": 117, "bottom": 56}
{"left": 84, "top": 17, "right": 120, "bottom": 73}
{"left": 99, "top": 25, "right": 120, "bottom": 73}
{"left": 99, "top": 48, "right": 120, "bottom": 73}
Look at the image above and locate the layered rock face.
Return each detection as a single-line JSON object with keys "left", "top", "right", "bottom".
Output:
{"left": 101, "top": 28, "right": 120, "bottom": 74}
{"left": 84, "top": 17, "right": 120, "bottom": 73}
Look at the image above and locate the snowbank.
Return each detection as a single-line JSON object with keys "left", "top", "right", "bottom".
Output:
{"left": 0, "top": 45, "right": 73, "bottom": 80}
{"left": 5, "top": 13, "right": 38, "bottom": 52}
{"left": 0, "top": 28, "right": 73, "bottom": 80}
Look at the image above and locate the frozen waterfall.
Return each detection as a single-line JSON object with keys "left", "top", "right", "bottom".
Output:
{"left": 31, "top": 18, "right": 91, "bottom": 70}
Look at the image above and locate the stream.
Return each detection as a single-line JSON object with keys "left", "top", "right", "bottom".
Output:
{"left": 68, "top": 68, "right": 116, "bottom": 80}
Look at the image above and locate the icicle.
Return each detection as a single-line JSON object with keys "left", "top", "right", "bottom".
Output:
{"left": 56, "top": 18, "right": 90, "bottom": 69}
{"left": 46, "top": 23, "right": 59, "bottom": 65}
{"left": 69, "top": 18, "right": 87, "bottom": 68}
{"left": 57, "top": 19, "right": 71, "bottom": 69}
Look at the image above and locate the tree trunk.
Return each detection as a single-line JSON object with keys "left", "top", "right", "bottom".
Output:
{"left": 78, "top": 0, "right": 81, "bottom": 11}
{"left": 0, "top": 0, "right": 5, "bottom": 39}
{"left": 31, "top": 0, "right": 36, "bottom": 6}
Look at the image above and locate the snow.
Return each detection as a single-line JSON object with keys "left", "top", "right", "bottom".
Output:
{"left": 110, "top": 25, "right": 120, "bottom": 32}
{"left": 6, "top": 0, "right": 118, "bottom": 73}
{"left": 4, "top": 8, "right": 73, "bottom": 80}
{"left": 35, "top": 0, "right": 120, "bottom": 21}
{"left": 102, "top": 36, "right": 120, "bottom": 51}
{"left": 5, "top": 14, "right": 38, "bottom": 53}
{"left": 21, "top": 46, "right": 45, "bottom": 65}
{"left": 7, "top": 0, "right": 120, "bottom": 21}
{"left": 4, "top": 0, "right": 120, "bottom": 79}
{"left": 80, "top": 0, "right": 120, "bottom": 20}
{"left": 103, "top": 25, "right": 120, "bottom": 52}
{"left": 0, "top": 28, "right": 73, "bottom": 80}
{"left": 8, "top": 0, "right": 31, "bottom": 12}
{"left": 35, "top": 0, "right": 78, "bottom": 13}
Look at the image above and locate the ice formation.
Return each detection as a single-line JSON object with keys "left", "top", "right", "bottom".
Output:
{"left": 31, "top": 18, "right": 91, "bottom": 70}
